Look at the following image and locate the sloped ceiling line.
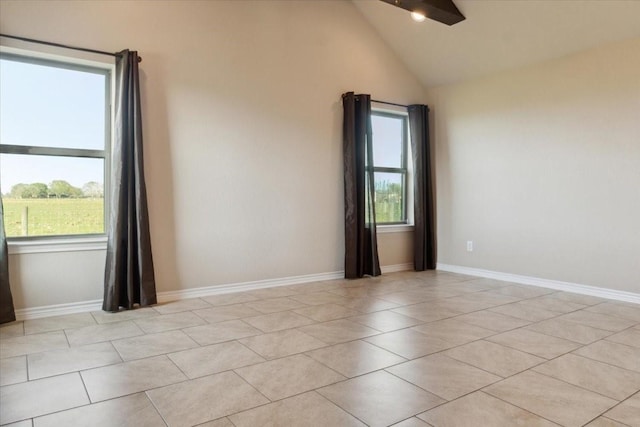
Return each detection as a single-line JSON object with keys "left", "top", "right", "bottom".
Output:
{"left": 354, "top": 0, "right": 640, "bottom": 88}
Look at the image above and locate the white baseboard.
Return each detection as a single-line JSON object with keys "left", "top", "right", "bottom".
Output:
{"left": 437, "top": 263, "right": 640, "bottom": 305}
{"left": 156, "top": 270, "right": 344, "bottom": 303}
{"left": 14, "top": 269, "right": 344, "bottom": 320}
{"left": 15, "top": 299, "right": 103, "bottom": 321}
{"left": 381, "top": 263, "right": 414, "bottom": 274}
{"left": 158, "top": 263, "right": 414, "bottom": 302}
{"left": 12, "top": 263, "right": 415, "bottom": 321}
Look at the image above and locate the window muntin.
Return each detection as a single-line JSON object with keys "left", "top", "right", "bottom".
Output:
{"left": 0, "top": 53, "right": 110, "bottom": 239}
{"left": 371, "top": 111, "right": 408, "bottom": 224}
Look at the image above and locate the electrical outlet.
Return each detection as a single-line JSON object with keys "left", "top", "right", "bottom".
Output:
{"left": 466, "top": 241, "right": 473, "bottom": 252}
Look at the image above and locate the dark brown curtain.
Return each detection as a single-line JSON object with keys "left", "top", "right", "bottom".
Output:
{"left": 103, "top": 50, "right": 156, "bottom": 312}
{"left": 0, "top": 195, "right": 16, "bottom": 324}
{"left": 408, "top": 104, "right": 436, "bottom": 270}
{"left": 342, "top": 92, "right": 381, "bottom": 278}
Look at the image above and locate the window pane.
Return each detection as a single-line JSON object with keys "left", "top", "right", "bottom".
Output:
{"left": 374, "top": 172, "right": 404, "bottom": 223}
{"left": 372, "top": 115, "right": 403, "bottom": 168}
{"left": 1, "top": 154, "right": 104, "bottom": 237}
{"left": 0, "top": 58, "right": 106, "bottom": 150}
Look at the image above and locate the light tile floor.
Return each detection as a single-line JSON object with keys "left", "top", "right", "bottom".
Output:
{"left": 1, "top": 270, "right": 640, "bottom": 427}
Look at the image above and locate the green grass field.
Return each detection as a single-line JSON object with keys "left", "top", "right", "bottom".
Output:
{"left": 3, "top": 198, "right": 104, "bottom": 237}
{"left": 375, "top": 201, "right": 403, "bottom": 223}
{"left": 2, "top": 197, "right": 398, "bottom": 237}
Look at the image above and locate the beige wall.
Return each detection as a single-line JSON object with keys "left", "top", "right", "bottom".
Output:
{"left": 379, "top": 231, "right": 414, "bottom": 268}
{"left": 1, "top": 0, "right": 420, "bottom": 309}
{"left": 429, "top": 37, "right": 640, "bottom": 293}
{"left": 8, "top": 251, "right": 104, "bottom": 309}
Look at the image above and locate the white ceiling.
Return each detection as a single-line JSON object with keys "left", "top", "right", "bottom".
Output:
{"left": 353, "top": 0, "right": 640, "bottom": 88}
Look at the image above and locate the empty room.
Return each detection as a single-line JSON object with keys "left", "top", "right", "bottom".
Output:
{"left": 0, "top": 0, "right": 639, "bottom": 426}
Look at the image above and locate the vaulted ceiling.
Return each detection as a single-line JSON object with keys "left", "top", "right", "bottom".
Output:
{"left": 353, "top": 0, "right": 640, "bottom": 88}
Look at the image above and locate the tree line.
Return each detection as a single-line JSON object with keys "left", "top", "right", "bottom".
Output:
{"left": 6, "top": 181, "right": 103, "bottom": 199}
{"left": 375, "top": 180, "right": 402, "bottom": 200}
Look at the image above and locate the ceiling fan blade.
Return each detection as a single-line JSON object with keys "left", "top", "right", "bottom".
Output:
{"left": 379, "top": 0, "right": 466, "bottom": 26}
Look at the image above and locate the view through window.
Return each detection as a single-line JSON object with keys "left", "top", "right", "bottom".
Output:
{"left": 0, "top": 54, "right": 110, "bottom": 238}
{"left": 371, "top": 111, "right": 408, "bottom": 224}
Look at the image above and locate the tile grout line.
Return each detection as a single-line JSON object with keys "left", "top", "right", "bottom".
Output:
{"left": 143, "top": 390, "right": 171, "bottom": 427}
{"left": 579, "top": 389, "right": 639, "bottom": 427}
{"left": 380, "top": 329, "right": 633, "bottom": 425}
{"left": 2, "top": 271, "right": 639, "bottom": 426}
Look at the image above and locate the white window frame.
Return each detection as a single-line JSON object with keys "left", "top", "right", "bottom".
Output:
{"left": 1, "top": 45, "right": 114, "bottom": 253}
{"left": 371, "top": 102, "right": 414, "bottom": 233}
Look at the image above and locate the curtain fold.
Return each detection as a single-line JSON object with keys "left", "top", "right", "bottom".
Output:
{"left": 342, "top": 92, "right": 381, "bottom": 279}
{"left": 408, "top": 104, "right": 436, "bottom": 270}
{"left": 103, "top": 50, "right": 156, "bottom": 312}
{"left": 0, "top": 195, "right": 16, "bottom": 324}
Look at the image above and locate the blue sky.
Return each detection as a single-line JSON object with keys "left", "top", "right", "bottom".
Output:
{"left": 0, "top": 56, "right": 404, "bottom": 195}
{"left": 0, "top": 57, "right": 106, "bottom": 194}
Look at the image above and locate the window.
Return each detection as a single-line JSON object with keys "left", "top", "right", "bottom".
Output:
{"left": 371, "top": 110, "right": 409, "bottom": 224}
{"left": 0, "top": 53, "right": 110, "bottom": 239}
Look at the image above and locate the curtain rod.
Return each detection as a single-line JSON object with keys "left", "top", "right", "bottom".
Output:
{"left": 371, "top": 99, "right": 409, "bottom": 108}
{"left": 0, "top": 33, "right": 142, "bottom": 63}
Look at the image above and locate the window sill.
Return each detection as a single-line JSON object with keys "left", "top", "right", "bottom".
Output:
{"left": 377, "top": 224, "right": 414, "bottom": 234}
{"left": 7, "top": 236, "right": 108, "bottom": 255}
